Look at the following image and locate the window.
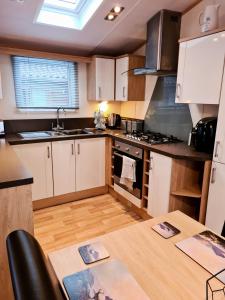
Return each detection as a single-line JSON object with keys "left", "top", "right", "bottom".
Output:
{"left": 36, "top": 0, "right": 103, "bottom": 30}
{"left": 11, "top": 56, "right": 79, "bottom": 109}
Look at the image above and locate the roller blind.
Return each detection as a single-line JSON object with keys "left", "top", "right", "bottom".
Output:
{"left": 11, "top": 56, "right": 79, "bottom": 109}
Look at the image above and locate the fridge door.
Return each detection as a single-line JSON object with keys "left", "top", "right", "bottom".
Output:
{"left": 206, "top": 161, "right": 225, "bottom": 235}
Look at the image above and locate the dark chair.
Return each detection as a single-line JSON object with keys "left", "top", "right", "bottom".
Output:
{"left": 6, "top": 230, "right": 65, "bottom": 300}
{"left": 222, "top": 222, "right": 225, "bottom": 238}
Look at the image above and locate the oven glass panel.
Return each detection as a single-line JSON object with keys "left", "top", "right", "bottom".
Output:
{"left": 113, "top": 151, "right": 143, "bottom": 198}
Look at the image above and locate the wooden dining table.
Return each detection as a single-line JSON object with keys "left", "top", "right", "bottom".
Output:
{"left": 48, "top": 211, "right": 225, "bottom": 300}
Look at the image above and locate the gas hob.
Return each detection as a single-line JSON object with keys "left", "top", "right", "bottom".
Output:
{"left": 125, "top": 131, "right": 182, "bottom": 145}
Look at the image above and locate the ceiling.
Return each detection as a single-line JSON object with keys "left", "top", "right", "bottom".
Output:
{"left": 0, "top": 0, "right": 198, "bottom": 56}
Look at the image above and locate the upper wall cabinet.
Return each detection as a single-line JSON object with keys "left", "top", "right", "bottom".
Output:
{"left": 115, "top": 55, "right": 145, "bottom": 101}
{"left": 87, "top": 56, "right": 115, "bottom": 101}
{"left": 176, "top": 32, "right": 225, "bottom": 104}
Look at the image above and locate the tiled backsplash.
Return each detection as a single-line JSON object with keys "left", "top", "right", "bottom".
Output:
{"left": 144, "top": 77, "right": 193, "bottom": 142}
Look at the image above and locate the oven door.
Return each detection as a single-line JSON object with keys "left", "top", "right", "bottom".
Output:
{"left": 113, "top": 151, "right": 143, "bottom": 199}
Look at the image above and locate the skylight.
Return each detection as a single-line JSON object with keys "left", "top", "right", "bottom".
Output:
{"left": 36, "top": 0, "right": 103, "bottom": 30}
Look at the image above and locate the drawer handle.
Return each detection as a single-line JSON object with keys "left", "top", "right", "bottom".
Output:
{"left": 125, "top": 148, "right": 130, "bottom": 151}
{"left": 211, "top": 167, "right": 216, "bottom": 184}
{"left": 77, "top": 144, "right": 80, "bottom": 155}
{"left": 135, "top": 152, "right": 140, "bottom": 156}
{"left": 176, "top": 83, "right": 181, "bottom": 100}
{"left": 71, "top": 144, "right": 74, "bottom": 155}
{"left": 47, "top": 146, "right": 50, "bottom": 159}
{"left": 214, "top": 141, "right": 220, "bottom": 158}
{"left": 116, "top": 144, "right": 120, "bottom": 148}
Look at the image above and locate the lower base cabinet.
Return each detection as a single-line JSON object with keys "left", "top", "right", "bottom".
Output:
{"left": 52, "top": 140, "right": 76, "bottom": 196}
{"left": 13, "top": 138, "right": 106, "bottom": 201}
{"left": 75, "top": 138, "right": 106, "bottom": 191}
{"left": 206, "top": 161, "right": 225, "bottom": 235}
{"left": 147, "top": 152, "right": 172, "bottom": 217}
{"left": 12, "top": 142, "right": 53, "bottom": 201}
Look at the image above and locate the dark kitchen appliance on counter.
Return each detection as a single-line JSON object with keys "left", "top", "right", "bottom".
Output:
{"left": 191, "top": 117, "right": 217, "bottom": 154}
{"left": 113, "top": 140, "right": 143, "bottom": 199}
{"left": 134, "top": 10, "right": 181, "bottom": 76}
{"left": 107, "top": 113, "right": 121, "bottom": 129}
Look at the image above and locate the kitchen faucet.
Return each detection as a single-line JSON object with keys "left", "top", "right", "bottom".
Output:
{"left": 52, "top": 107, "right": 65, "bottom": 131}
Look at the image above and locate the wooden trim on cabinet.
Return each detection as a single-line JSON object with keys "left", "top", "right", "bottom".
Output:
{"left": 0, "top": 46, "right": 92, "bottom": 63}
{"left": 33, "top": 185, "right": 108, "bottom": 210}
{"left": 199, "top": 160, "right": 212, "bottom": 224}
{"left": 179, "top": 26, "right": 225, "bottom": 43}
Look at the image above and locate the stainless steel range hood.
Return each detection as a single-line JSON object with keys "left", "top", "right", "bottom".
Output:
{"left": 134, "top": 10, "right": 181, "bottom": 76}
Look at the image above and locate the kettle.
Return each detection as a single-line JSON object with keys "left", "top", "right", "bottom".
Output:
{"left": 107, "top": 113, "right": 121, "bottom": 129}
{"left": 199, "top": 4, "right": 220, "bottom": 32}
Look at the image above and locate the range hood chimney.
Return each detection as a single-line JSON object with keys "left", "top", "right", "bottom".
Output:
{"left": 134, "top": 10, "right": 181, "bottom": 76}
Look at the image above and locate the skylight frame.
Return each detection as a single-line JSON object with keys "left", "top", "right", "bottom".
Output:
{"left": 36, "top": 0, "right": 103, "bottom": 30}
{"left": 44, "top": 0, "right": 86, "bottom": 14}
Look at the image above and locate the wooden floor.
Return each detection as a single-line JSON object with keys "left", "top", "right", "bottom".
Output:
{"left": 34, "top": 193, "right": 143, "bottom": 254}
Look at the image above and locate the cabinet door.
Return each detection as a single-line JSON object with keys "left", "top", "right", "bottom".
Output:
{"left": 206, "top": 162, "right": 225, "bottom": 235}
{"left": 176, "top": 32, "right": 225, "bottom": 104}
{"left": 95, "top": 58, "right": 115, "bottom": 101}
{"left": 52, "top": 140, "right": 75, "bottom": 196}
{"left": 115, "top": 57, "right": 129, "bottom": 101}
{"left": 213, "top": 70, "right": 225, "bottom": 164}
{"left": 13, "top": 143, "right": 53, "bottom": 201}
{"left": 75, "top": 138, "right": 105, "bottom": 191}
{"left": 175, "top": 42, "right": 186, "bottom": 103}
{"left": 147, "top": 152, "right": 172, "bottom": 217}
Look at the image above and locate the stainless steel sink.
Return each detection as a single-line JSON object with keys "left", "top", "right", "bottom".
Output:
{"left": 62, "top": 129, "right": 91, "bottom": 135}
{"left": 19, "top": 131, "right": 65, "bottom": 139}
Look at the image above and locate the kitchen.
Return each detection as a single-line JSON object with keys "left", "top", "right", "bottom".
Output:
{"left": 1, "top": 0, "right": 225, "bottom": 299}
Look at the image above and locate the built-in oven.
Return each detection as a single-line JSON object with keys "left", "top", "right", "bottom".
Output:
{"left": 113, "top": 140, "right": 143, "bottom": 199}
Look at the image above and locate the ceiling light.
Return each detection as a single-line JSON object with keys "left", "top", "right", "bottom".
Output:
{"left": 107, "top": 14, "right": 115, "bottom": 20}
{"left": 104, "top": 6, "right": 124, "bottom": 21}
{"left": 113, "top": 6, "right": 122, "bottom": 13}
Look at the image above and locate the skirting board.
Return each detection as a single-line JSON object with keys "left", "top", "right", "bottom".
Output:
{"left": 33, "top": 185, "right": 108, "bottom": 210}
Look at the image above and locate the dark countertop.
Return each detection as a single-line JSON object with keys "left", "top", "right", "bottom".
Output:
{"left": 7, "top": 129, "right": 212, "bottom": 161}
{"left": 0, "top": 129, "right": 211, "bottom": 190}
{"left": 0, "top": 139, "right": 33, "bottom": 189}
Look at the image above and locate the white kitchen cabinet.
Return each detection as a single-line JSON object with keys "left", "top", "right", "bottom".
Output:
{"left": 206, "top": 162, "right": 225, "bottom": 235}
{"left": 115, "top": 55, "right": 145, "bottom": 101}
{"left": 52, "top": 140, "right": 75, "bottom": 196}
{"left": 75, "top": 138, "right": 105, "bottom": 191}
{"left": 115, "top": 56, "right": 129, "bottom": 101}
{"left": 13, "top": 142, "right": 53, "bottom": 201}
{"left": 176, "top": 32, "right": 225, "bottom": 104}
{"left": 88, "top": 57, "right": 115, "bottom": 101}
{"left": 147, "top": 152, "right": 172, "bottom": 217}
{"left": 213, "top": 69, "right": 225, "bottom": 164}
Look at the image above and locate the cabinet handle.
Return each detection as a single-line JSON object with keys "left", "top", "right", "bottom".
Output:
{"left": 214, "top": 141, "right": 220, "bottom": 158}
{"left": 123, "top": 86, "right": 126, "bottom": 98}
{"left": 176, "top": 83, "right": 181, "bottom": 100}
{"left": 71, "top": 143, "right": 74, "bottom": 155}
{"left": 47, "top": 146, "right": 50, "bottom": 159}
{"left": 77, "top": 144, "right": 80, "bottom": 155}
{"left": 211, "top": 167, "right": 216, "bottom": 184}
{"left": 98, "top": 87, "right": 102, "bottom": 99}
{"left": 149, "top": 156, "right": 153, "bottom": 170}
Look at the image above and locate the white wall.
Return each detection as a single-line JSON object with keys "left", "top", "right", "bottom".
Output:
{"left": 0, "top": 55, "right": 121, "bottom": 120}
